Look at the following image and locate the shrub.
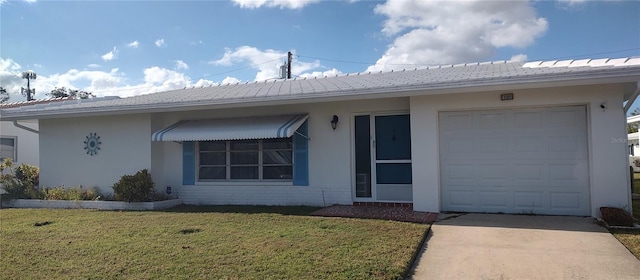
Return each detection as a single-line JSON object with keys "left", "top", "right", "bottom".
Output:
{"left": 0, "top": 158, "right": 21, "bottom": 197}
{"left": 42, "top": 185, "right": 101, "bottom": 201}
{"left": 112, "top": 169, "right": 155, "bottom": 202}
{"left": 0, "top": 158, "right": 41, "bottom": 198}
{"left": 43, "top": 186, "right": 68, "bottom": 200}
{"left": 15, "top": 164, "right": 39, "bottom": 189}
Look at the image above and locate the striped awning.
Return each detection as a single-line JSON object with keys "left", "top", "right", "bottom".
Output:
{"left": 152, "top": 114, "right": 309, "bottom": 142}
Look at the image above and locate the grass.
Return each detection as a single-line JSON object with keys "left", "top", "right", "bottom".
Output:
{"left": 610, "top": 197, "right": 640, "bottom": 259}
{"left": 0, "top": 206, "right": 430, "bottom": 280}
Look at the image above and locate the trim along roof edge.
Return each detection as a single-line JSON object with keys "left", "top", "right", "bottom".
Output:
{"left": 2, "top": 59, "right": 639, "bottom": 121}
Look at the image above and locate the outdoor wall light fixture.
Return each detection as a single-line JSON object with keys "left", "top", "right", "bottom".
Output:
{"left": 331, "top": 115, "right": 339, "bottom": 130}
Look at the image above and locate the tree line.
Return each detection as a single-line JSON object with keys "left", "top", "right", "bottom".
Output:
{"left": 0, "top": 86, "right": 95, "bottom": 104}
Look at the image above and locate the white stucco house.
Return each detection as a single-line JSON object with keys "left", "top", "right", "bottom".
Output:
{"left": 1, "top": 58, "right": 639, "bottom": 217}
{"left": 0, "top": 97, "right": 72, "bottom": 167}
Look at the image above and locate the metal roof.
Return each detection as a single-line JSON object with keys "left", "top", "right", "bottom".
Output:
{"left": 151, "top": 114, "right": 309, "bottom": 142}
{"left": 1, "top": 57, "right": 639, "bottom": 120}
{"left": 0, "top": 97, "right": 73, "bottom": 109}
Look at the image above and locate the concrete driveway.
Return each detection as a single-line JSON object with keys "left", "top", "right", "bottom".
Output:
{"left": 408, "top": 214, "right": 640, "bottom": 280}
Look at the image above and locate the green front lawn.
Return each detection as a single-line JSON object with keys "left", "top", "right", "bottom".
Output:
{"left": 0, "top": 206, "right": 429, "bottom": 279}
{"left": 610, "top": 199, "right": 640, "bottom": 259}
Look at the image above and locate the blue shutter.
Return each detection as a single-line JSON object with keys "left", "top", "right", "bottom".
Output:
{"left": 183, "top": 141, "right": 195, "bottom": 185}
{"left": 293, "top": 121, "right": 309, "bottom": 186}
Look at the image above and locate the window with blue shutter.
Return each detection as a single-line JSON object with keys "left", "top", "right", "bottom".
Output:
{"left": 183, "top": 120, "right": 309, "bottom": 185}
{"left": 293, "top": 121, "right": 309, "bottom": 186}
{"left": 182, "top": 141, "right": 195, "bottom": 185}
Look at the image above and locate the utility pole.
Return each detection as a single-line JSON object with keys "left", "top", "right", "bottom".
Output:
{"left": 21, "top": 70, "right": 37, "bottom": 101}
{"left": 287, "top": 51, "right": 292, "bottom": 79}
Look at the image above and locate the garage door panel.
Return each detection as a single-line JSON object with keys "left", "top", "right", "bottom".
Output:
{"left": 549, "top": 164, "right": 582, "bottom": 181}
{"left": 439, "top": 106, "right": 590, "bottom": 216}
{"left": 477, "top": 112, "right": 507, "bottom": 129}
{"left": 513, "top": 164, "right": 545, "bottom": 181}
{"left": 513, "top": 111, "right": 543, "bottom": 128}
{"left": 440, "top": 137, "right": 473, "bottom": 158}
{"left": 474, "top": 136, "right": 509, "bottom": 155}
{"left": 546, "top": 107, "right": 585, "bottom": 128}
{"left": 440, "top": 162, "right": 476, "bottom": 181}
{"left": 550, "top": 192, "right": 583, "bottom": 210}
{"left": 447, "top": 190, "right": 477, "bottom": 207}
{"left": 548, "top": 135, "right": 584, "bottom": 153}
{"left": 512, "top": 136, "right": 544, "bottom": 153}
{"left": 478, "top": 164, "right": 510, "bottom": 180}
{"left": 442, "top": 114, "right": 473, "bottom": 130}
{"left": 480, "top": 191, "right": 509, "bottom": 207}
{"left": 514, "top": 191, "right": 545, "bottom": 209}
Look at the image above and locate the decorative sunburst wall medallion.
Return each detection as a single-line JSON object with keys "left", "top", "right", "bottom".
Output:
{"left": 84, "top": 133, "right": 102, "bottom": 156}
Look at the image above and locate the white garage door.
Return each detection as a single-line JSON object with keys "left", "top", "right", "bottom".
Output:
{"left": 439, "top": 106, "right": 590, "bottom": 216}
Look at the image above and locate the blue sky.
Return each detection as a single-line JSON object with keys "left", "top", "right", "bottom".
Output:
{"left": 1, "top": 0, "right": 639, "bottom": 100}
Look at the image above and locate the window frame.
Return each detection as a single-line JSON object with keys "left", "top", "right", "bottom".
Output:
{"left": 0, "top": 136, "right": 17, "bottom": 162}
{"left": 196, "top": 138, "right": 293, "bottom": 182}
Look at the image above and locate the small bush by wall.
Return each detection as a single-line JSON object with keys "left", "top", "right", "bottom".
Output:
{"left": 112, "top": 169, "right": 155, "bottom": 202}
{"left": 0, "top": 158, "right": 40, "bottom": 199}
{"left": 42, "top": 186, "right": 101, "bottom": 201}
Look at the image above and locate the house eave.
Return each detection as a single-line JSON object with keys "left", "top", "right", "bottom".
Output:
{"left": 1, "top": 70, "right": 638, "bottom": 121}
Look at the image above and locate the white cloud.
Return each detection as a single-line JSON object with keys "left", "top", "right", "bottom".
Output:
{"left": 367, "top": 0, "right": 547, "bottom": 72}
{"left": 221, "top": 76, "right": 241, "bottom": 84}
{"left": 0, "top": 57, "right": 22, "bottom": 71}
{"left": 194, "top": 78, "right": 217, "bottom": 87}
{"left": 142, "top": 66, "right": 188, "bottom": 88}
{"left": 0, "top": 58, "right": 25, "bottom": 99}
{"left": 155, "top": 39, "right": 165, "bottom": 47}
{"left": 174, "top": 60, "right": 189, "bottom": 70}
{"left": 101, "top": 46, "right": 118, "bottom": 61}
{"left": 1, "top": 57, "right": 224, "bottom": 100}
{"left": 127, "top": 40, "right": 140, "bottom": 48}
{"left": 0, "top": 58, "right": 127, "bottom": 100}
{"left": 232, "top": 0, "right": 321, "bottom": 9}
{"left": 509, "top": 54, "right": 528, "bottom": 62}
{"left": 557, "top": 0, "right": 588, "bottom": 5}
{"left": 87, "top": 64, "right": 102, "bottom": 68}
{"left": 77, "top": 67, "right": 192, "bottom": 98}
{"left": 298, "top": 68, "right": 343, "bottom": 78}
{"left": 211, "top": 46, "right": 323, "bottom": 81}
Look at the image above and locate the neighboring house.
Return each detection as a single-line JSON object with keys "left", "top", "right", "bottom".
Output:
{"left": 1, "top": 58, "right": 639, "bottom": 217}
{"left": 627, "top": 115, "right": 640, "bottom": 171}
{"left": 0, "top": 97, "right": 72, "bottom": 167}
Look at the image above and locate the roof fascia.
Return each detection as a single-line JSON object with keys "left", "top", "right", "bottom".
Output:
{"left": 2, "top": 70, "right": 639, "bottom": 121}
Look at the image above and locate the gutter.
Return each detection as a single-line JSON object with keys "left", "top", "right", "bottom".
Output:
{"left": 624, "top": 81, "right": 640, "bottom": 114}
{"left": 12, "top": 120, "right": 39, "bottom": 134}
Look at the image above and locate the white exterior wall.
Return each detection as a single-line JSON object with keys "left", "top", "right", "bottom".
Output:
{"left": 34, "top": 83, "right": 632, "bottom": 215}
{"left": 39, "top": 115, "right": 151, "bottom": 194}
{"left": 410, "top": 84, "right": 631, "bottom": 216}
{"left": 0, "top": 120, "right": 39, "bottom": 166}
{"left": 151, "top": 98, "right": 410, "bottom": 206}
